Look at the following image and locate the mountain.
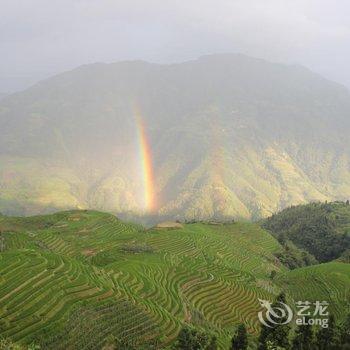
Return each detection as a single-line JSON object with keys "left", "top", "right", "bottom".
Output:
{"left": 1, "top": 54, "right": 350, "bottom": 219}
{"left": 262, "top": 201, "right": 350, "bottom": 262}
{"left": 0, "top": 210, "right": 348, "bottom": 348}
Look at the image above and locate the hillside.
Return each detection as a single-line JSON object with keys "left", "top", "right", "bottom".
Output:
{"left": 1, "top": 54, "right": 350, "bottom": 220}
{"left": 0, "top": 210, "right": 349, "bottom": 349}
{"left": 276, "top": 262, "right": 350, "bottom": 319}
{"left": 262, "top": 201, "right": 350, "bottom": 262}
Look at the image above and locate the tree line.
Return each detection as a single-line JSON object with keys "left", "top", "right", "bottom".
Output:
{"left": 262, "top": 201, "right": 350, "bottom": 264}
{"left": 173, "top": 293, "right": 350, "bottom": 349}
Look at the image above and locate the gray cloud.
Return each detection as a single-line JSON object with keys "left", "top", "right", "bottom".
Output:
{"left": 1, "top": 0, "right": 350, "bottom": 92}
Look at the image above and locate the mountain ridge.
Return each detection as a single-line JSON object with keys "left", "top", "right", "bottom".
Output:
{"left": 1, "top": 53, "right": 350, "bottom": 219}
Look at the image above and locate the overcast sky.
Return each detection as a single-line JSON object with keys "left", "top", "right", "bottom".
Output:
{"left": 1, "top": 0, "right": 350, "bottom": 93}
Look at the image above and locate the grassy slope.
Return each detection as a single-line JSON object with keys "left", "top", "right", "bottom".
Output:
{"left": 276, "top": 262, "right": 350, "bottom": 318}
{"left": 0, "top": 210, "right": 349, "bottom": 349}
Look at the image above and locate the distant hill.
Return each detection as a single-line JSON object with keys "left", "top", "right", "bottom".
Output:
{"left": 0, "top": 210, "right": 349, "bottom": 348}
{"left": 262, "top": 201, "right": 350, "bottom": 262}
{"left": 1, "top": 54, "right": 350, "bottom": 219}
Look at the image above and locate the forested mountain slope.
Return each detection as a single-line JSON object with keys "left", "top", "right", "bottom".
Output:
{"left": 262, "top": 201, "right": 350, "bottom": 262}
{"left": 1, "top": 54, "right": 350, "bottom": 219}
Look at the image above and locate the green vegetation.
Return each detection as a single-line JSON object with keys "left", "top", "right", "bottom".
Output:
{"left": 292, "top": 313, "right": 350, "bottom": 349}
{"left": 275, "top": 262, "right": 350, "bottom": 319}
{"left": 231, "top": 324, "right": 248, "bottom": 350}
{"left": 173, "top": 326, "right": 217, "bottom": 349}
{"left": 2, "top": 55, "right": 350, "bottom": 220}
{"left": 291, "top": 318, "right": 313, "bottom": 350}
{"left": 273, "top": 241, "right": 317, "bottom": 270}
{"left": 0, "top": 210, "right": 285, "bottom": 348}
{"left": 256, "top": 294, "right": 350, "bottom": 350}
{"left": 0, "top": 209, "right": 349, "bottom": 349}
{"left": 0, "top": 338, "right": 39, "bottom": 350}
{"left": 262, "top": 201, "right": 350, "bottom": 263}
{"left": 257, "top": 293, "right": 291, "bottom": 350}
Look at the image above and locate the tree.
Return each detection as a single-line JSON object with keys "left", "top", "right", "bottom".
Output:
{"left": 258, "top": 293, "right": 291, "bottom": 350}
{"left": 265, "top": 341, "right": 286, "bottom": 350}
{"left": 173, "top": 326, "right": 216, "bottom": 350}
{"left": 291, "top": 317, "right": 313, "bottom": 350}
{"left": 315, "top": 315, "right": 340, "bottom": 350}
{"left": 258, "top": 324, "right": 271, "bottom": 350}
{"left": 0, "top": 338, "right": 26, "bottom": 349}
{"left": 270, "top": 270, "right": 277, "bottom": 280}
{"left": 231, "top": 324, "right": 248, "bottom": 350}
{"left": 339, "top": 313, "right": 350, "bottom": 349}
{"left": 207, "top": 336, "right": 217, "bottom": 350}
{"left": 173, "top": 327, "right": 194, "bottom": 349}
{"left": 262, "top": 202, "right": 350, "bottom": 263}
{"left": 27, "top": 344, "right": 40, "bottom": 350}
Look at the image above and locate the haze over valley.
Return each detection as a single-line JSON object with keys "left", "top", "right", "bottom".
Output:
{"left": 1, "top": 54, "right": 350, "bottom": 221}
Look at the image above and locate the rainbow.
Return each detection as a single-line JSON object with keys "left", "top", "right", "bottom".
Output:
{"left": 135, "top": 109, "right": 156, "bottom": 212}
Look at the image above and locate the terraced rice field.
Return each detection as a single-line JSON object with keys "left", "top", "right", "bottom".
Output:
{"left": 0, "top": 210, "right": 348, "bottom": 349}
{"left": 276, "top": 262, "right": 350, "bottom": 318}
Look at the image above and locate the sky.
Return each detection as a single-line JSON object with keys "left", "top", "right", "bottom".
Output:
{"left": 1, "top": 0, "right": 350, "bottom": 93}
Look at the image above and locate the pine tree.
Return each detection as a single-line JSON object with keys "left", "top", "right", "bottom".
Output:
{"left": 173, "top": 326, "right": 217, "bottom": 349}
{"left": 258, "top": 324, "right": 271, "bottom": 350}
{"left": 173, "top": 327, "right": 194, "bottom": 349}
{"left": 315, "top": 315, "right": 340, "bottom": 350}
{"left": 339, "top": 313, "right": 350, "bottom": 348}
{"left": 291, "top": 317, "right": 313, "bottom": 350}
{"left": 258, "top": 292, "right": 291, "bottom": 350}
{"left": 207, "top": 335, "right": 217, "bottom": 350}
{"left": 231, "top": 324, "right": 248, "bottom": 350}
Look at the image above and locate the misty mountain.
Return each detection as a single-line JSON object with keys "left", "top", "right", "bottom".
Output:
{"left": 1, "top": 54, "right": 350, "bottom": 219}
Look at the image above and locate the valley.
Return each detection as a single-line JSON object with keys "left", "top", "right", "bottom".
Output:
{"left": 0, "top": 205, "right": 349, "bottom": 349}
